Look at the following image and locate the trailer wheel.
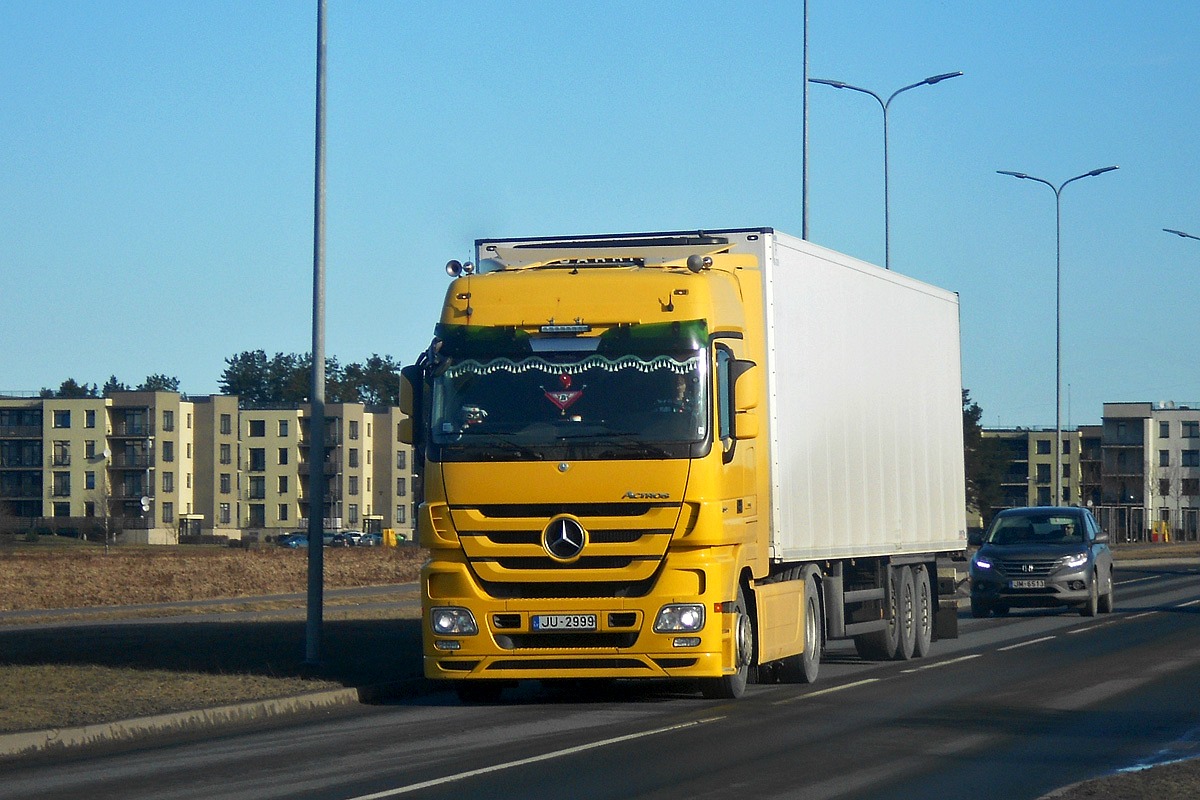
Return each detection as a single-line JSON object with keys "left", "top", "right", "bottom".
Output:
{"left": 913, "top": 564, "right": 933, "bottom": 658}
{"left": 701, "top": 585, "right": 752, "bottom": 699}
{"left": 892, "top": 566, "right": 917, "bottom": 661}
{"left": 854, "top": 566, "right": 899, "bottom": 661}
{"left": 779, "top": 567, "right": 822, "bottom": 684}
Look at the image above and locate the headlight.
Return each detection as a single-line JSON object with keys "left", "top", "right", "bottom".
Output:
{"left": 973, "top": 556, "right": 992, "bottom": 570}
{"left": 1060, "top": 553, "right": 1088, "bottom": 569}
{"left": 430, "top": 607, "right": 478, "bottom": 636}
{"left": 654, "top": 604, "right": 706, "bottom": 633}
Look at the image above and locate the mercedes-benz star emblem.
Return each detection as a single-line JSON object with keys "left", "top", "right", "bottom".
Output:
{"left": 543, "top": 517, "right": 586, "bottom": 560}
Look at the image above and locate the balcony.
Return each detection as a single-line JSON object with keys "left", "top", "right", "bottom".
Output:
{"left": 111, "top": 454, "right": 153, "bottom": 469}
{"left": 298, "top": 461, "right": 340, "bottom": 476}
{"left": 110, "top": 422, "right": 155, "bottom": 438}
{"left": 0, "top": 425, "right": 42, "bottom": 438}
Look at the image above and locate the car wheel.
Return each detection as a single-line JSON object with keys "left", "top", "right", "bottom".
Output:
{"left": 1099, "top": 571, "right": 1115, "bottom": 614}
{"left": 993, "top": 602, "right": 1010, "bottom": 617}
{"left": 1079, "top": 573, "right": 1099, "bottom": 617}
{"left": 970, "top": 598, "right": 990, "bottom": 619}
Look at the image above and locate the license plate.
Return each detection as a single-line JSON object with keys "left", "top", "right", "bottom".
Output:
{"left": 1009, "top": 579, "right": 1045, "bottom": 589}
{"left": 531, "top": 614, "right": 597, "bottom": 631}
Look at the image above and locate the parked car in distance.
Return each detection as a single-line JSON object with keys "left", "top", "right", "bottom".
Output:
{"left": 276, "top": 532, "right": 309, "bottom": 548}
{"left": 357, "top": 532, "right": 382, "bottom": 546}
{"left": 970, "top": 506, "right": 1114, "bottom": 618}
{"left": 326, "top": 532, "right": 354, "bottom": 547}
{"left": 340, "top": 531, "right": 365, "bottom": 546}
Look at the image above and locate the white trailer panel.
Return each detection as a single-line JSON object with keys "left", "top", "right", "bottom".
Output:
{"left": 753, "top": 231, "right": 967, "bottom": 561}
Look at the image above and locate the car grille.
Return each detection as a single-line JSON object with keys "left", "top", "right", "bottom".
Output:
{"left": 992, "top": 558, "right": 1060, "bottom": 578}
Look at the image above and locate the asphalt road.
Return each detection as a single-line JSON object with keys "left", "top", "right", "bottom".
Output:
{"left": 3, "top": 563, "right": 1198, "bottom": 800}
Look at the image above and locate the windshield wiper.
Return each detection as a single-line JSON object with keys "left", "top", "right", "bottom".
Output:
{"left": 563, "top": 432, "right": 673, "bottom": 459}
{"left": 442, "top": 435, "right": 544, "bottom": 460}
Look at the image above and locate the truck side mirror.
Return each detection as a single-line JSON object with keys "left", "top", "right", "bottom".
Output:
{"left": 399, "top": 365, "right": 420, "bottom": 416}
{"left": 733, "top": 360, "right": 758, "bottom": 411}
{"left": 734, "top": 410, "right": 759, "bottom": 440}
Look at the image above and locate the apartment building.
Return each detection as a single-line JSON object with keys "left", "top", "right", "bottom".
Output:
{"left": 983, "top": 428, "right": 1083, "bottom": 509}
{"left": 0, "top": 393, "right": 416, "bottom": 544}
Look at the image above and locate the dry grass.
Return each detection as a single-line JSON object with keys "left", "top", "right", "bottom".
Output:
{"left": 0, "top": 541, "right": 428, "bottom": 736}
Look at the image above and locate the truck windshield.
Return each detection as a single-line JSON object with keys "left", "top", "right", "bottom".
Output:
{"left": 428, "top": 322, "right": 710, "bottom": 461}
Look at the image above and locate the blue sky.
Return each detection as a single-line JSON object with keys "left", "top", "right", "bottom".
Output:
{"left": 3, "top": 1, "right": 1197, "bottom": 427}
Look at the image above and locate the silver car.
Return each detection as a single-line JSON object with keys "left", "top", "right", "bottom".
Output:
{"left": 969, "top": 507, "right": 1115, "bottom": 618}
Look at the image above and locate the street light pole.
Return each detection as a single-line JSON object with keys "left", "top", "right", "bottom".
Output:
{"left": 809, "top": 71, "right": 962, "bottom": 269}
{"left": 997, "top": 165, "right": 1119, "bottom": 507}
{"left": 1164, "top": 228, "right": 1200, "bottom": 242}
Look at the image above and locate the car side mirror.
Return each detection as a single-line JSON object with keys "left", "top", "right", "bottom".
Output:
{"left": 1094, "top": 529, "right": 1109, "bottom": 544}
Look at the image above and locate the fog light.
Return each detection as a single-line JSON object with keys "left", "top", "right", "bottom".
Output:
{"left": 673, "top": 637, "right": 701, "bottom": 648}
{"left": 655, "top": 604, "right": 706, "bottom": 633}
{"left": 430, "top": 607, "right": 479, "bottom": 636}
{"left": 1069, "top": 580, "right": 1086, "bottom": 591}
{"left": 434, "top": 640, "right": 462, "bottom": 651}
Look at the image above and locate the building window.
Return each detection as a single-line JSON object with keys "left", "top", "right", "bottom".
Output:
{"left": 1184, "top": 421, "right": 1200, "bottom": 439}
{"left": 85, "top": 440, "right": 96, "bottom": 458}
{"left": 162, "top": 441, "right": 174, "bottom": 463}
{"left": 54, "top": 502, "right": 70, "bottom": 517}
{"left": 249, "top": 504, "right": 266, "bottom": 527}
{"left": 220, "top": 444, "right": 232, "bottom": 465}
{"left": 249, "top": 419, "right": 266, "bottom": 437}
{"left": 163, "top": 472, "right": 174, "bottom": 493}
{"left": 348, "top": 503, "right": 359, "bottom": 525}
{"left": 397, "top": 478, "right": 406, "bottom": 497}
{"left": 349, "top": 420, "right": 360, "bottom": 440}
{"left": 53, "top": 441, "right": 70, "bottom": 466}
{"left": 53, "top": 472, "right": 71, "bottom": 497}
{"left": 1183, "top": 450, "right": 1200, "bottom": 468}
{"left": 163, "top": 410, "right": 174, "bottom": 431}
{"left": 1062, "top": 439, "right": 1071, "bottom": 455}
{"left": 220, "top": 473, "right": 232, "bottom": 494}
{"left": 162, "top": 502, "right": 174, "bottom": 524}
{"left": 219, "top": 503, "right": 231, "bottom": 524}
{"left": 1036, "top": 439, "right": 1051, "bottom": 455}
{"left": 349, "top": 476, "right": 359, "bottom": 496}
{"left": 187, "top": 473, "right": 192, "bottom": 489}
{"left": 85, "top": 409, "right": 96, "bottom": 429}
{"left": 278, "top": 447, "right": 288, "bottom": 466}
{"left": 397, "top": 505, "right": 406, "bottom": 524}
{"left": 187, "top": 412, "right": 192, "bottom": 429}
{"left": 250, "top": 476, "right": 266, "bottom": 500}
{"left": 278, "top": 475, "right": 288, "bottom": 493}
{"left": 1161, "top": 450, "right": 1170, "bottom": 467}
{"left": 249, "top": 448, "right": 266, "bottom": 471}
{"left": 278, "top": 419, "right": 289, "bottom": 437}
{"left": 1184, "top": 478, "right": 1199, "bottom": 496}
{"left": 86, "top": 471, "right": 96, "bottom": 490}
{"left": 1036, "top": 463, "right": 1051, "bottom": 483}
{"left": 220, "top": 414, "right": 232, "bottom": 435}
{"left": 349, "top": 448, "right": 359, "bottom": 468}
{"left": 1161, "top": 421, "right": 1171, "bottom": 438}
{"left": 279, "top": 503, "right": 289, "bottom": 521}
{"left": 85, "top": 501, "right": 96, "bottom": 517}
{"left": 367, "top": 422, "right": 372, "bottom": 437}
{"left": 186, "top": 443, "right": 192, "bottom": 458}
{"left": 53, "top": 410, "right": 71, "bottom": 428}
{"left": 397, "top": 451, "right": 406, "bottom": 470}
{"left": 1159, "top": 479, "right": 1171, "bottom": 497}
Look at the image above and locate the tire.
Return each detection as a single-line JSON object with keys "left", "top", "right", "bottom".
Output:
{"left": 701, "top": 584, "right": 752, "bottom": 699}
{"left": 855, "top": 566, "right": 900, "bottom": 661}
{"left": 912, "top": 564, "right": 933, "bottom": 659}
{"left": 892, "top": 566, "right": 917, "bottom": 661}
{"left": 970, "top": 598, "right": 990, "bottom": 619}
{"left": 1079, "top": 573, "right": 1099, "bottom": 617}
{"left": 779, "top": 568, "right": 822, "bottom": 684}
{"left": 1099, "top": 571, "right": 1115, "bottom": 614}
{"left": 455, "top": 681, "right": 503, "bottom": 704}
{"left": 993, "top": 602, "right": 1010, "bottom": 617}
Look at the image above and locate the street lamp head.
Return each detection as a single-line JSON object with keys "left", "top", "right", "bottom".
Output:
{"left": 997, "top": 170, "right": 1030, "bottom": 180}
{"left": 1087, "top": 165, "right": 1119, "bottom": 177}
{"left": 923, "top": 71, "right": 964, "bottom": 86}
{"left": 809, "top": 78, "right": 849, "bottom": 89}
{"left": 1164, "top": 228, "right": 1200, "bottom": 241}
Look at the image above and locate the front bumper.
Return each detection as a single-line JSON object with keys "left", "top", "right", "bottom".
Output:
{"left": 970, "top": 566, "right": 1092, "bottom": 609}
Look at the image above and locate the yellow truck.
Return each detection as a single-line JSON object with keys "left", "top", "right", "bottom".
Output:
{"left": 400, "top": 228, "right": 967, "bottom": 701}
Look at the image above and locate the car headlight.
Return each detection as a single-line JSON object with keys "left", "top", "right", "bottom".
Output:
{"left": 973, "top": 556, "right": 993, "bottom": 570}
{"left": 430, "top": 607, "right": 478, "bottom": 636}
{"left": 1060, "top": 553, "right": 1088, "bottom": 569}
{"left": 654, "top": 604, "right": 706, "bottom": 633}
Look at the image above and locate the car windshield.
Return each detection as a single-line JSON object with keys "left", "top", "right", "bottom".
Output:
{"left": 426, "top": 320, "right": 710, "bottom": 461}
{"left": 986, "top": 513, "right": 1085, "bottom": 545}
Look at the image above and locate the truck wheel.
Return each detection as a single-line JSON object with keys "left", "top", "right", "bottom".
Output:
{"left": 779, "top": 568, "right": 822, "bottom": 684}
{"left": 892, "top": 566, "right": 917, "bottom": 661}
{"left": 854, "top": 567, "right": 899, "bottom": 661}
{"left": 913, "top": 564, "right": 933, "bottom": 658}
{"left": 701, "top": 585, "right": 752, "bottom": 699}
{"left": 455, "top": 681, "right": 503, "bottom": 704}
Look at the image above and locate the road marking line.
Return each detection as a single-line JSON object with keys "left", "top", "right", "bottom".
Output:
{"left": 1068, "top": 621, "right": 1118, "bottom": 634}
{"left": 1179, "top": 599, "right": 1200, "bottom": 608}
{"left": 900, "top": 654, "right": 982, "bottom": 673}
{"left": 1117, "top": 576, "right": 1159, "bottom": 586}
{"left": 344, "top": 717, "right": 723, "bottom": 799}
{"left": 773, "top": 678, "right": 880, "bottom": 705}
{"left": 998, "top": 636, "right": 1056, "bottom": 652}
{"left": 1126, "top": 612, "right": 1156, "bottom": 620}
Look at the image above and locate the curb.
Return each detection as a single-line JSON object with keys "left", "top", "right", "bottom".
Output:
{"left": 0, "top": 678, "right": 435, "bottom": 762}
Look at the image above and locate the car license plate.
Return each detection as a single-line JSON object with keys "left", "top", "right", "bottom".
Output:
{"left": 532, "top": 614, "right": 597, "bottom": 631}
{"left": 1009, "top": 579, "right": 1045, "bottom": 589}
